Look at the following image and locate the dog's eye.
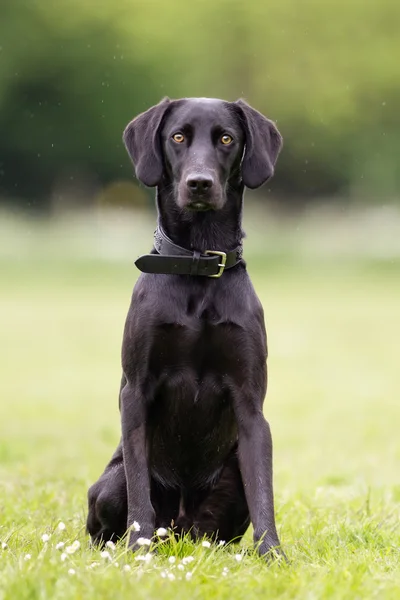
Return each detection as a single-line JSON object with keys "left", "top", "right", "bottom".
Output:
{"left": 172, "top": 133, "right": 185, "bottom": 143}
{"left": 220, "top": 134, "right": 233, "bottom": 145}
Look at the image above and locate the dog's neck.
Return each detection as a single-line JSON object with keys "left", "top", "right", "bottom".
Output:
{"left": 155, "top": 180, "right": 245, "bottom": 253}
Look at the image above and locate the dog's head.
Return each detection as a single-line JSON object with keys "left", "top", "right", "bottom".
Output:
{"left": 123, "top": 97, "right": 282, "bottom": 212}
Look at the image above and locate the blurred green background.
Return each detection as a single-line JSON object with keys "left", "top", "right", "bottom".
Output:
{"left": 1, "top": 0, "right": 400, "bottom": 210}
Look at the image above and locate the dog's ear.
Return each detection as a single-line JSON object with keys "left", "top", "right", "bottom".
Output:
{"left": 123, "top": 97, "right": 171, "bottom": 187}
{"left": 235, "top": 99, "right": 283, "bottom": 189}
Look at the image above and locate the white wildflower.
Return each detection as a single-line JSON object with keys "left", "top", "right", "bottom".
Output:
{"left": 1, "top": 542, "right": 7, "bottom": 550}
{"left": 167, "top": 572, "right": 175, "bottom": 581}
{"left": 60, "top": 553, "right": 68, "bottom": 562}
{"left": 132, "top": 521, "right": 140, "bottom": 532}
{"left": 218, "top": 540, "right": 225, "bottom": 547}
{"left": 57, "top": 522, "right": 66, "bottom": 532}
{"left": 177, "top": 564, "right": 185, "bottom": 571}
{"left": 88, "top": 562, "right": 99, "bottom": 569}
{"left": 137, "top": 537, "right": 151, "bottom": 546}
{"left": 222, "top": 566, "right": 229, "bottom": 576}
{"left": 160, "top": 570, "right": 167, "bottom": 578}
{"left": 55, "top": 542, "right": 64, "bottom": 550}
{"left": 234, "top": 554, "right": 243, "bottom": 562}
{"left": 168, "top": 556, "right": 176, "bottom": 564}
{"left": 113, "top": 562, "right": 119, "bottom": 568}
{"left": 123, "top": 564, "right": 131, "bottom": 572}
{"left": 186, "top": 571, "right": 193, "bottom": 580}
{"left": 66, "top": 540, "right": 80, "bottom": 554}
{"left": 24, "top": 553, "right": 31, "bottom": 561}
{"left": 201, "top": 540, "right": 211, "bottom": 548}
{"left": 105, "top": 541, "right": 116, "bottom": 551}
{"left": 68, "top": 568, "right": 76, "bottom": 576}
{"left": 156, "top": 527, "right": 168, "bottom": 537}
{"left": 135, "top": 553, "right": 152, "bottom": 563}
{"left": 41, "top": 534, "right": 50, "bottom": 543}
{"left": 182, "top": 556, "right": 194, "bottom": 565}
{"left": 100, "top": 550, "right": 112, "bottom": 561}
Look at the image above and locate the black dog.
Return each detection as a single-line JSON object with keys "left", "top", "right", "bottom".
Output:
{"left": 86, "top": 97, "right": 284, "bottom": 558}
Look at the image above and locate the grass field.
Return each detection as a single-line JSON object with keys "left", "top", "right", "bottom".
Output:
{"left": 0, "top": 209, "right": 399, "bottom": 599}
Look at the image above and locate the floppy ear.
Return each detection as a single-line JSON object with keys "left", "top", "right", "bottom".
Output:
{"left": 235, "top": 99, "right": 283, "bottom": 189}
{"left": 123, "top": 97, "right": 171, "bottom": 187}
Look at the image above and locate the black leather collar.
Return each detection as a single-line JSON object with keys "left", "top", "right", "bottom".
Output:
{"left": 135, "top": 227, "right": 243, "bottom": 278}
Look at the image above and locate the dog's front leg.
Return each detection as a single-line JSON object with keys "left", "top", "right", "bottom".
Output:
{"left": 235, "top": 400, "right": 285, "bottom": 560}
{"left": 121, "top": 382, "right": 155, "bottom": 549}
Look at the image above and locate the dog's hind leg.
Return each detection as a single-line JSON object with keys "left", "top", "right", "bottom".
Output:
{"left": 86, "top": 440, "right": 128, "bottom": 545}
{"left": 87, "top": 374, "right": 128, "bottom": 545}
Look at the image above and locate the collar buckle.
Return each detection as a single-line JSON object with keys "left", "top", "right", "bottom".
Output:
{"left": 205, "top": 250, "right": 227, "bottom": 278}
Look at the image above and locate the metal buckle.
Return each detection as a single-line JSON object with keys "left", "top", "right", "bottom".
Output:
{"left": 205, "top": 250, "right": 227, "bottom": 278}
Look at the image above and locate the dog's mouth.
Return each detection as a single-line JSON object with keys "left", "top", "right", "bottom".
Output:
{"left": 187, "top": 200, "right": 214, "bottom": 212}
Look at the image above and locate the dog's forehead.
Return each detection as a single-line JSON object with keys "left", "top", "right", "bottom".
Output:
{"left": 164, "top": 98, "right": 239, "bottom": 131}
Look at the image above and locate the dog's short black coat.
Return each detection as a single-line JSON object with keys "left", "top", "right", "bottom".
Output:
{"left": 86, "top": 97, "right": 285, "bottom": 558}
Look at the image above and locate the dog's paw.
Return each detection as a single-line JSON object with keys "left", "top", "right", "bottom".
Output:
{"left": 256, "top": 536, "right": 288, "bottom": 564}
{"left": 126, "top": 524, "right": 155, "bottom": 552}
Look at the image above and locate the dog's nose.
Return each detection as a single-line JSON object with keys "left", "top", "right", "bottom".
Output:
{"left": 186, "top": 175, "right": 214, "bottom": 194}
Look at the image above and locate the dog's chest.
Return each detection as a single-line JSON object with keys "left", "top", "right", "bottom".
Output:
{"left": 148, "top": 312, "right": 246, "bottom": 381}
{"left": 146, "top": 310, "right": 244, "bottom": 487}
{"left": 148, "top": 364, "right": 237, "bottom": 483}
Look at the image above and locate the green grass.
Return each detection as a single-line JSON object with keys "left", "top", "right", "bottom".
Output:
{"left": 0, "top": 213, "right": 400, "bottom": 599}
